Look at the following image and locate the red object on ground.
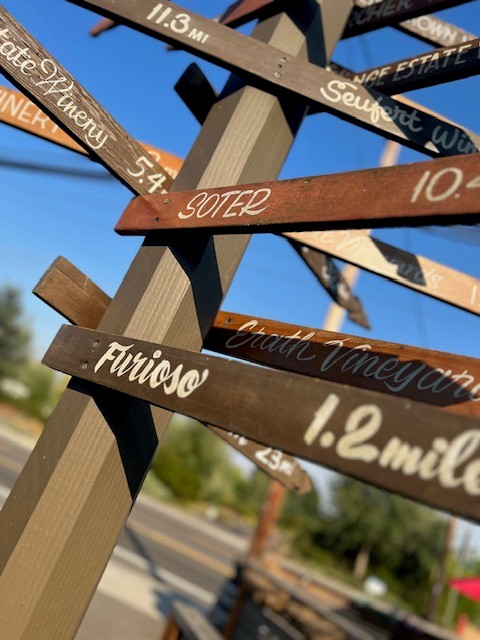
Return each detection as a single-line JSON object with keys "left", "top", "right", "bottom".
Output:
{"left": 451, "top": 579, "right": 480, "bottom": 603}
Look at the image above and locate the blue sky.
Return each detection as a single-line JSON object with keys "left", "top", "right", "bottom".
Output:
{"left": 0, "top": 1, "right": 479, "bottom": 546}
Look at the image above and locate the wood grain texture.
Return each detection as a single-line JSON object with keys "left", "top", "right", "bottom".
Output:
{"left": 33, "top": 257, "right": 111, "bottom": 329}
{"left": 220, "top": 0, "right": 477, "bottom": 47}
{"left": 0, "top": 85, "right": 182, "bottom": 177}
{"left": 0, "top": 5, "right": 352, "bottom": 636}
{"left": 333, "top": 37, "right": 480, "bottom": 95}
{"left": 396, "top": 13, "right": 476, "bottom": 47}
{"left": 68, "top": 0, "right": 480, "bottom": 157}
{"left": 206, "top": 311, "right": 480, "bottom": 418}
{"left": 287, "top": 240, "right": 370, "bottom": 329}
{"left": 0, "top": 6, "right": 173, "bottom": 195}
{"left": 285, "top": 229, "right": 480, "bottom": 317}
{"left": 116, "top": 153, "right": 480, "bottom": 233}
{"left": 43, "top": 324, "right": 480, "bottom": 522}
{"left": 344, "top": 0, "right": 474, "bottom": 39}
{"left": 33, "top": 257, "right": 312, "bottom": 494}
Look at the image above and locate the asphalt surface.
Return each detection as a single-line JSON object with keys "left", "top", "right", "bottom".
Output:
{"left": 0, "top": 423, "right": 248, "bottom": 639}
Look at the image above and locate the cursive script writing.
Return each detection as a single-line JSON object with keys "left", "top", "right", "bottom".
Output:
{"left": 94, "top": 341, "right": 209, "bottom": 398}
{"left": 0, "top": 28, "right": 109, "bottom": 150}
{"left": 304, "top": 394, "right": 480, "bottom": 496}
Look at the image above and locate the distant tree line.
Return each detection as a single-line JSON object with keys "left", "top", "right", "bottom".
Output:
{"left": 0, "top": 285, "right": 62, "bottom": 421}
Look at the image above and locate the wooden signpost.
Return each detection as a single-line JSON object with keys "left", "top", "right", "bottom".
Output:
{"left": 1, "top": 6, "right": 357, "bottom": 636}
{"left": 68, "top": 0, "right": 480, "bottom": 157}
{"left": 0, "top": 7, "right": 173, "bottom": 195}
{"left": 43, "top": 324, "right": 480, "bottom": 522}
{"left": 1, "top": 1, "right": 479, "bottom": 637}
{"left": 116, "top": 153, "right": 480, "bottom": 233}
{"left": 33, "top": 258, "right": 312, "bottom": 494}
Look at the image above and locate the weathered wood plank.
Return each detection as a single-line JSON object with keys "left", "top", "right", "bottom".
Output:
{"left": 344, "top": 0, "right": 474, "bottom": 39}
{"left": 285, "top": 229, "right": 480, "bottom": 317}
{"left": 0, "top": 85, "right": 182, "bottom": 177}
{"left": 333, "top": 37, "right": 480, "bottom": 95}
{"left": 219, "top": 0, "right": 477, "bottom": 47}
{"left": 43, "top": 324, "right": 480, "bottom": 522}
{"left": 67, "top": 0, "right": 480, "bottom": 157}
{"left": 116, "top": 153, "right": 480, "bottom": 233}
{"left": 32, "top": 257, "right": 312, "bottom": 494}
{"left": 287, "top": 240, "right": 370, "bottom": 329}
{"left": 0, "top": 6, "right": 173, "bottom": 194}
{"left": 0, "top": 68, "right": 181, "bottom": 184}
{"left": 206, "top": 311, "right": 480, "bottom": 418}
{"left": 33, "top": 257, "right": 111, "bottom": 329}
{"left": 1, "top": 7, "right": 350, "bottom": 635}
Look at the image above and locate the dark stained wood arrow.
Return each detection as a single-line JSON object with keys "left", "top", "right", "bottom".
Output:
{"left": 67, "top": 0, "right": 480, "bottom": 157}
{"left": 331, "top": 37, "right": 480, "bottom": 95}
{"left": 32, "top": 260, "right": 480, "bottom": 420}
{"left": 0, "top": 84, "right": 182, "bottom": 178}
{"left": 344, "top": 0, "right": 474, "bottom": 39}
{"left": 115, "top": 153, "right": 480, "bottom": 234}
{"left": 33, "top": 257, "right": 312, "bottom": 493}
{"left": 174, "top": 63, "right": 218, "bottom": 125}
{"left": 206, "top": 311, "right": 480, "bottom": 418}
{"left": 285, "top": 229, "right": 480, "bottom": 317}
{"left": 218, "top": 0, "right": 477, "bottom": 48}
{"left": 0, "top": 6, "right": 173, "bottom": 195}
{"left": 43, "top": 324, "right": 480, "bottom": 522}
{"left": 287, "top": 240, "right": 370, "bottom": 330}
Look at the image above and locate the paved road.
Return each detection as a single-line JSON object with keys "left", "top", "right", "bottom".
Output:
{"left": 0, "top": 423, "right": 249, "bottom": 639}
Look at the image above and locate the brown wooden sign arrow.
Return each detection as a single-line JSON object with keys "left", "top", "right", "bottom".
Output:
{"left": 43, "top": 324, "right": 480, "bottom": 521}
{"left": 0, "top": 84, "right": 183, "bottom": 178}
{"left": 68, "top": 0, "right": 480, "bottom": 157}
{"left": 32, "top": 259, "right": 480, "bottom": 420}
{"left": 206, "top": 311, "right": 480, "bottom": 418}
{"left": 285, "top": 229, "right": 480, "bottom": 317}
{"left": 33, "top": 257, "right": 312, "bottom": 493}
{"left": 332, "top": 37, "right": 480, "bottom": 95}
{"left": 116, "top": 153, "right": 480, "bottom": 234}
{"left": 287, "top": 240, "right": 371, "bottom": 330}
{"left": 218, "top": 0, "right": 476, "bottom": 48}
{"left": 0, "top": 6, "right": 173, "bottom": 195}
{"left": 344, "top": 0, "right": 474, "bottom": 39}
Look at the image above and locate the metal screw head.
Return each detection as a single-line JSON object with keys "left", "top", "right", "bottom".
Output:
{"left": 81, "top": 361, "right": 89, "bottom": 370}
{"left": 92, "top": 340, "right": 99, "bottom": 348}
{"left": 274, "top": 71, "right": 281, "bottom": 78}
{"left": 163, "top": 198, "right": 170, "bottom": 204}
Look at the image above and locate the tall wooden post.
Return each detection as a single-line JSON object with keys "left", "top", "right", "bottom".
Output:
{"left": 0, "top": 2, "right": 353, "bottom": 638}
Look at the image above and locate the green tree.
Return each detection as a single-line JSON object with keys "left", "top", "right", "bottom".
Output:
{"left": 309, "top": 476, "right": 447, "bottom": 615}
{"left": 0, "top": 286, "right": 30, "bottom": 380}
{"left": 151, "top": 416, "right": 237, "bottom": 503}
